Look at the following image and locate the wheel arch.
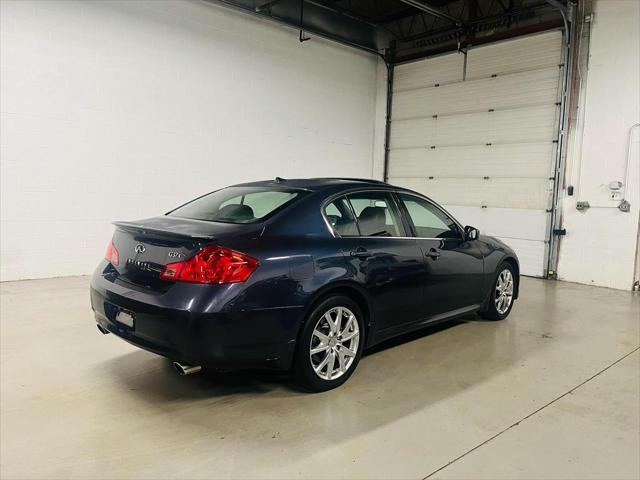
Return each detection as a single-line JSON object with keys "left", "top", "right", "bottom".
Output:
{"left": 300, "top": 282, "right": 373, "bottom": 346}
{"left": 502, "top": 256, "right": 520, "bottom": 298}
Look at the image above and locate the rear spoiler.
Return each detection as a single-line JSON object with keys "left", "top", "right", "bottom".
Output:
{"left": 112, "top": 221, "right": 216, "bottom": 241}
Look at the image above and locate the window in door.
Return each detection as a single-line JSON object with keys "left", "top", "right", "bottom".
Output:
{"left": 398, "top": 193, "right": 460, "bottom": 239}
{"left": 347, "top": 192, "right": 405, "bottom": 237}
{"left": 323, "top": 196, "right": 359, "bottom": 236}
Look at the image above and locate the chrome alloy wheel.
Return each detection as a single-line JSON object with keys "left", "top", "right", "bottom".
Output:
{"left": 310, "top": 306, "right": 360, "bottom": 381}
{"left": 495, "top": 268, "right": 514, "bottom": 315}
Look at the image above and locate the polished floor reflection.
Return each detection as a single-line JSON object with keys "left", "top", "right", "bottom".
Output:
{"left": 1, "top": 276, "right": 638, "bottom": 479}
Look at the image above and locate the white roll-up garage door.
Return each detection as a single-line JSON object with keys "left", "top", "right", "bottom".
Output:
{"left": 388, "top": 31, "right": 564, "bottom": 277}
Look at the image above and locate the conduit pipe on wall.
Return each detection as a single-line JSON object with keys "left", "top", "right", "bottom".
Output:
{"left": 622, "top": 123, "right": 640, "bottom": 203}
{"left": 568, "top": 4, "right": 591, "bottom": 202}
{"left": 577, "top": 123, "right": 640, "bottom": 210}
{"left": 634, "top": 124, "right": 640, "bottom": 289}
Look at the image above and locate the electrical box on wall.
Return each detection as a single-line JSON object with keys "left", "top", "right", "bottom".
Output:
{"left": 608, "top": 181, "right": 623, "bottom": 201}
{"left": 607, "top": 180, "right": 624, "bottom": 202}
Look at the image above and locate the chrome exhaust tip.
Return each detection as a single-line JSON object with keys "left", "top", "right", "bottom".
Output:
{"left": 173, "top": 362, "right": 202, "bottom": 376}
{"left": 97, "top": 324, "right": 110, "bottom": 335}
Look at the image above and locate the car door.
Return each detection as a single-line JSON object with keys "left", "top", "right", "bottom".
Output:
{"left": 323, "top": 192, "right": 424, "bottom": 333}
{"left": 395, "top": 192, "right": 485, "bottom": 319}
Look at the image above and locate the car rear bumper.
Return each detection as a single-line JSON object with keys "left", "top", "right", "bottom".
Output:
{"left": 90, "top": 270, "right": 303, "bottom": 371}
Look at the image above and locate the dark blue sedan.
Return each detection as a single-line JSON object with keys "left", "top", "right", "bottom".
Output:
{"left": 91, "top": 178, "right": 519, "bottom": 391}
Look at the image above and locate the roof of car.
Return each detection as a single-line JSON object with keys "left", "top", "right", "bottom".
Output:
{"left": 233, "top": 177, "right": 391, "bottom": 191}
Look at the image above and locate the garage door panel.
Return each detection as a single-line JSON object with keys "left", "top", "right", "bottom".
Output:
{"left": 394, "top": 53, "right": 463, "bottom": 91}
{"left": 444, "top": 206, "right": 549, "bottom": 242}
{"left": 466, "top": 31, "right": 563, "bottom": 79}
{"left": 491, "top": 237, "right": 546, "bottom": 277}
{"left": 388, "top": 143, "right": 556, "bottom": 179}
{"left": 390, "top": 104, "right": 558, "bottom": 149}
{"left": 442, "top": 205, "right": 548, "bottom": 277}
{"left": 388, "top": 32, "right": 563, "bottom": 277}
{"left": 389, "top": 177, "right": 551, "bottom": 210}
{"left": 393, "top": 68, "right": 560, "bottom": 120}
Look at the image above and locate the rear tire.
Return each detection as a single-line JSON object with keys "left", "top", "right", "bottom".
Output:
{"left": 479, "top": 262, "right": 516, "bottom": 321}
{"left": 293, "top": 295, "right": 364, "bottom": 392}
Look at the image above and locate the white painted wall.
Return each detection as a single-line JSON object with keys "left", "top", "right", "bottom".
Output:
{"left": 558, "top": 0, "right": 640, "bottom": 290}
{"left": 0, "top": 0, "right": 378, "bottom": 281}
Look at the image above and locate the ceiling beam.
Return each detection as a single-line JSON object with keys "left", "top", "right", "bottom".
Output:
{"left": 392, "top": 18, "right": 564, "bottom": 63}
{"left": 207, "top": 0, "right": 387, "bottom": 56}
{"left": 544, "top": 0, "right": 568, "bottom": 13}
{"left": 377, "top": 7, "right": 419, "bottom": 24}
{"left": 398, "top": 0, "right": 463, "bottom": 26}
{"left": 255, "top": 0, "right": 283, "bottom": 13}
{"left": 305, "top": 1, "right": 381, "bottom": 28}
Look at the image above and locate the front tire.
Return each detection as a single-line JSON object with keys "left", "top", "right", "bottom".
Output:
{"left": 479, "top": 262, "right": 516, "bottom": 320}
{"left": 293, "top": 295, "right": 364, "bottom": 392}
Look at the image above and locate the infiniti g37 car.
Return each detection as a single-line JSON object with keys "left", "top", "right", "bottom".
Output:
{"left": 91, "top": 178, "right": 519, "bottom": 391}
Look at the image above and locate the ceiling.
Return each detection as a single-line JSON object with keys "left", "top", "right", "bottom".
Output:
{"left": 207, "top": 0, "right": 567, "bottom": 63}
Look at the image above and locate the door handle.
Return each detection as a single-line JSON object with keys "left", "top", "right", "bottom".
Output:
{"left": 425, "top": 248, "right": 441, "bottom": 259}
{"left": 350, "top": 247, "right": 372, "bottom": 259}
{"left": 375, "top": 276, "right": 393, "bottom": 286}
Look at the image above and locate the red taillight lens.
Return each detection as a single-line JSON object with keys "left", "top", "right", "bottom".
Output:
{"left": 105, "top": 240, "right": 119, "bottom": 266}
{"left": 160, "top": 246, "right": 259, "bottom": 284}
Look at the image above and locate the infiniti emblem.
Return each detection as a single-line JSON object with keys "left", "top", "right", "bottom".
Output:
{"left": 134, "top": 244, "right": 146, "bottom": 254}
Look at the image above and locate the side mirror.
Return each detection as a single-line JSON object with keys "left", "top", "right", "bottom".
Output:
{"left": 464, "top": 225, "right": 480, "bottom": 241}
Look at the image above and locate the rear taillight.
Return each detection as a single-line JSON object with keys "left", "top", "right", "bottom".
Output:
{"left": 160, "top": 246, "right": 259, "bottom": 284}
{"left": 105, "top": 240, "right": 119, "bottom": 266}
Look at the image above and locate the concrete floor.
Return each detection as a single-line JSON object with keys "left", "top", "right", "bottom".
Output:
{"left": 0, "top": 277, "right": 638, "bottom": 479}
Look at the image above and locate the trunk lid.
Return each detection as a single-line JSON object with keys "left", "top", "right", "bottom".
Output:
{"left": 110, "top": 216, "right": 262, "bottom": 291}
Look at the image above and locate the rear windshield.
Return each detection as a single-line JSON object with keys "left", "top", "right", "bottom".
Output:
{"left": 167, "top": 187, "right": 303, "bottom": 224}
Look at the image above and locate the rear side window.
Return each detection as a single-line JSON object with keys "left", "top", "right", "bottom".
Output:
{"left": 324, "top": 197, "right": 358, "bottom": 236}
{"left": 168, "top": 187, "right": 301, "bottom": 224}
{"left": 347, "top": 192, "right": 405, "bottom": 237}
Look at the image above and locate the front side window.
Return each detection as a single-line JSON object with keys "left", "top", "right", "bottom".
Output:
{"left": 347, "top": 192, "right": 405, "bottom": 237}
{"left": 398, "top": 193, "right": 460, "bottom": 239}
{"left": 168, "top": 187, "right": 301, "bottom": 224}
